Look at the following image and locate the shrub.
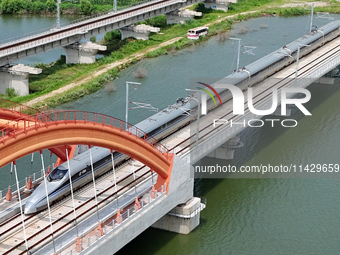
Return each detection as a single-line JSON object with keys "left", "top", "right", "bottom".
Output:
{"left": 185, "top": 18, "right": 195, "bottom": 25}
{"left": 90, "top": 36, "right": 96, "bottom": 42}
{"left": 22, "top": 0, "right": 34, "bottom": 12}
{"left": 6, "top": 88, "right": 17, "bottom": 98}
{"left": 134, "top": 67, "right": 147, "bottom": 78}
{"left": 33, "top": 1, "right": 44, "bottom": 13}
{"left": 45, "top": 0, "right": 56, "bottom": 12}
{"left": 80, "top": 0, "right": 92, "bottom": 15}
{"left": 104, "top": 30, "right": 121, "bottom": 41}
{"left": 105, "top": 82, "right": 116, "bottom": 92}
{"left": 145, "top": 15, "right": 167, "bottom": 27}
{"left": 1, "top": 0, "right": 23, "bottom": 13}
{"left": 34, "top": 62, "right": 48, "bottom": 69}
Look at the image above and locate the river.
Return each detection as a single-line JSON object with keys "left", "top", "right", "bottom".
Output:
{"left": 1, "top": 13, "right": 340, "bottom": 254}
{"left": 0, "top": 14, "right": 82, "bottom": 65}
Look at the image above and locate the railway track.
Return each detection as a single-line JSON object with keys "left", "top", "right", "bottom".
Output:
{"left": 1, "top": 31, "right": 339, "bottom": 255}
{"left": 0, "top": 0, "right": 176, "bottom": 51}
{"left": 170, "top": 37, "right": 340, "bottom": 157}
{"left": 0, "top": 162, "right": 151, "bottom": 255}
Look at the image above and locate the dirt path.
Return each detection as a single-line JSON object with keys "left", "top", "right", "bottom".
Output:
{"left": 25, "top": 9, "right": 263, "bottom": 108}
{"left": 25, "top": 37, "right": 183, "bottom": 107}
{"left": 24, "top": 1, "right": 330, "bottom": 107}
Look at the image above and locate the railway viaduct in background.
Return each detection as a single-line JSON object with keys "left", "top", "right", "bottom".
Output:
{"left": 0, "top": 0, "right": 236, "bottom": 96}
{"left": 0, "top": 10, "right": 340, "bottom": 255}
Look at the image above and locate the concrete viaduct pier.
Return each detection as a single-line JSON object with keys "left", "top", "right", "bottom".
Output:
{"left": 0, "top": 64, "right": 41, "bottom": 96}
{"left": 119, "top": 24, "right": 161, "bottom": 40}
{"left": 0, "top": 0, "right": 239, "bottom": 96}
{"left": 1, "top": 20, "right": 340, "bottom": 255}
{"left": 64, "top": 42, "right": 107, "bottom": 64}
{"left": 0, "top": 0, "right": 204, "bottom": 96}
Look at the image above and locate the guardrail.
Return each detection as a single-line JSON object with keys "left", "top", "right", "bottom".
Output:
{"left": 0, "top": 0, "right": 182, "bottom": 58}
{"left": 0, "top": 110, "right": 171, "bottom": 158}
{"left": 0, "top": 167, "right": 47, "bottom": 201}
{"left": 0, "top": 0, "right": 161, "bottom": 46}
{"left": 0, "top": 99, "right": 39, "bottom": 116}
{"left": 61, "top": 184, "right": 166, "bottom": 255}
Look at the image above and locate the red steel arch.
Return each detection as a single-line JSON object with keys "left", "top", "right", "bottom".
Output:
{"left": 0, "top": 99, "right": 39, "bottom": 121}
{"left": 0, "top": 99, "right": 74, "bottom": 161}
{"left": 0, "top": 110, "right": 173, "bottom": 179}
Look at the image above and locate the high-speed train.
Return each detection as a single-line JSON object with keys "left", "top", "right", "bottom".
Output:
{"left": 24, "top": 20, "right": 340, "bottom": 214}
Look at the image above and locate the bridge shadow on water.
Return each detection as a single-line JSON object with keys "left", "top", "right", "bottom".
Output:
{"left": 116, "top": 80, "right": 340, "bottom": 255}
{"left": 193, "top": 79, "right": 340, "bottom": 197}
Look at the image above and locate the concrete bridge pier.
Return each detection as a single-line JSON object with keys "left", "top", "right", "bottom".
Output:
{"left": 63, "top": 42, "right": 107, "bottom": 64}
{"left": 203, "top": 0, "right": 237, "bottom": 11}
{"left": 207, "top": 136, "right": 243, "bottom": 160}
{"left": 165, "top": 9, "right": 202, "bottom": 24}
{"left": 152, "top": 197, "right": 205, "bottom": 234}
{"left": 82, "top": 155, "right": 201, "bottom": 255}
{"left": 0, "top": 64, "right": 42, "bottom": 96}
{"left": 119, "top": 24, "right": 160, "bottom": 41}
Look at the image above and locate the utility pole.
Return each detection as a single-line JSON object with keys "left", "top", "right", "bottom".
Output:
{"left": 309, "top": 3, "right": 314, "bottom": 33}
{"left": 125, "top": 81, "right": 141, "bottom": 129}
{"left": 230, "top": 38, "right": 241, "bottom": 71}
{"left": 295, "top": 44, "right": 311, "bottom": 81}
{"left": 57, "top": 0, "right": 61, "bottom": 29}
{"left": 114, "top": 0, "right": 117, "bottom": 12}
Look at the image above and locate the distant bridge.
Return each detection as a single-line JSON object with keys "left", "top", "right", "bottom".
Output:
{"left": 0, "top": 0, "right": 197, "bottom": 67}
{"left": 1, "top": 20, "right": 340, "bottom": 255}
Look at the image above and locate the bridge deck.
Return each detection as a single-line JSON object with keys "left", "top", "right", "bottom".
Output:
{"left": 0, "top": 0, "right": 195, "bottom": 66}
{"left": 163, "top": 36, "right": 340, "bottom": 163}
{"left": 1, "top": 30, "right": 340, "bottom": 255}
{"left": 0, "top": 159, "right": 154, "bottom": 255}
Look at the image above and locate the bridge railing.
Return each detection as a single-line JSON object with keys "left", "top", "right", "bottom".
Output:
{"left": 0, "top": 0, "right": 172, "bottom": 47}
{"left": 0, "top": 98, "right": 39, "bottom": 116}
{"left": 0, "top": 167, "right": 46, "bottom": 201}
{"left": 64, "top": 0, "right": 159, "bottom": 28}
{"left": 60, "top": 184, "right": 166, "bottom": 255}
{"left": 0, "top": 110, "right": 171, "bottom": 157}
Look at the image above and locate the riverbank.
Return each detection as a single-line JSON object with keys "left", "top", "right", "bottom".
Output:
{"left": 2, "top": 0, "right": 340, "bottom": 109}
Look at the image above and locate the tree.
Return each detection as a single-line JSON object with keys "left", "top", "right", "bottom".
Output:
{"left": 1, "top": 0, "right": 12, "bottom": 13}
{"left": 33, "top": 1, "right": 44, "bottom": 13}
{"left": 1, "top": 0, "right": 24, "bottom": 13}
{"left": 45, "top": 0, "right": 56, "bottom": 13}
{"left": 22, "top": 0, "right": 34, "bottom": 13}
{"left": 80, "top": 0, "right": 92, "bottom": 15}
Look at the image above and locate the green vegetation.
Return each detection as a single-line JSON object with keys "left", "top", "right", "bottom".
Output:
{"left": 1, "top": 0, "right": 340, "bottom": 107}
{"left": 5, "top": 88, "right": 17, "bottom": 98}
{"left": 80, "top": 0, "right": 93, "bottom": 15}
{"left": 0, "top": 0, "right": 142, "bottom": 14}
{"left": 227, "top": 0, "right": 273, "bottom": 13}
{"left": 33, "top": 67, "right": 120, "bottom": 108}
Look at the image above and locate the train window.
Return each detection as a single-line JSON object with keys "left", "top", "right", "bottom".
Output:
{"left": 47, "top": 166, "right": 68, "bottom": 182}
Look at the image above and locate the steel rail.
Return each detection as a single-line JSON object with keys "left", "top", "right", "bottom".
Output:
{"left": 2, "top": 30, "right": 339, "bottom": 255}
{"left": 1, "top": 164, "right": 148, "bottom": 255}
{"left": 172, "top": 39, "right": 340, "bottom": 155}
{"left": 0, "top": 0, "right": 173, "bottom": 52}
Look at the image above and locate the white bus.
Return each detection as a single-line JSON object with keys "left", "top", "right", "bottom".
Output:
{"left": 187, "top": 27, "right": 209, "bottom": 40}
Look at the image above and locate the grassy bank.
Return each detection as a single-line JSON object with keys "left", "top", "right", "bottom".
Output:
{"left": 1, "top": 0, "right": 339, "bottom": 108}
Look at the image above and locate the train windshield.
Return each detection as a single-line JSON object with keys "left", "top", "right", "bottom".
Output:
{"left": 47, "top": 166, "right": 68, "bottom": 182}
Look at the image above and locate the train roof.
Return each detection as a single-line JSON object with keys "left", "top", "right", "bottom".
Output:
{"left": 135, "top": 20, "right": 340, "bottom": 135}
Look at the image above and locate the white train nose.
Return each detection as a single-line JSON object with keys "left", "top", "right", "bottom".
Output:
{"left": 24, "top": 201, "right": 37, "bottom": 215}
